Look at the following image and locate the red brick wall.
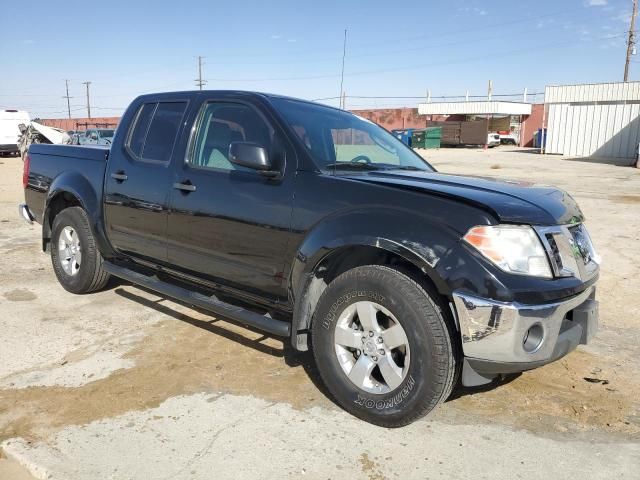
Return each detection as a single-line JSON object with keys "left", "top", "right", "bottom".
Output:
{"left": 350, "top": 108, "right": 427, "bottom": 131}
{"left": 37, "top": 117, "right": 120, "bottom": 131}
{"left": 520, "top": 104, "right": 544, "bottom": 147}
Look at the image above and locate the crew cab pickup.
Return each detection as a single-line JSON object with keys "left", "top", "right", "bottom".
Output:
{"left": 20, "top": 91, "right": 600, "bottom": 427}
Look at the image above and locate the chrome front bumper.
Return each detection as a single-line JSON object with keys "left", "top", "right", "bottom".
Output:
{"left": 452, "top": 286, "right": 598, "bottom": 365}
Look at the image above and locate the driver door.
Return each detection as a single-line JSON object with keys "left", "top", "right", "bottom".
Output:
{"left": 166, "top": 99, "right": 296, "bottom": 301}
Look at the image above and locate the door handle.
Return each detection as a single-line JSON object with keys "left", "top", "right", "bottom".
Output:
{"left": 111, "top": 172, "right": 128, "bottom": 182}
{"left": 173, "top": 182, "right": 197, "bottom": 192}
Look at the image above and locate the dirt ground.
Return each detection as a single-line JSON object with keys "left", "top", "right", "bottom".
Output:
{"left": 0, "top": 147, "right": 638, "bottom": 479}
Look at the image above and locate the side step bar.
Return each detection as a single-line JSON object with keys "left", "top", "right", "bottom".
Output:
{"left": 103, "top": 262, "right": 291, "bottom": 337}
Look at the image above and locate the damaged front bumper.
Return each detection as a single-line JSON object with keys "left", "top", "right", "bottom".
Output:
{"left": 452, "top": 286, "right": 598, "bottom": 386}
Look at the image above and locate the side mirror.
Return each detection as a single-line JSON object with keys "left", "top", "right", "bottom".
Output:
{"left": 229, "top": 142, "right": 275, "bottom": 174}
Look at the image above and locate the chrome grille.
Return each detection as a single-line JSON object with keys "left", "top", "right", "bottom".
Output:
{"left": 535, "top": 224, "right": 599, "bottom": 281}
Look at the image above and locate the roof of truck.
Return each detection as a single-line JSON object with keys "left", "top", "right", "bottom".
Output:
{"left": 133, "top": 90, "right": 343, "bottom": 112}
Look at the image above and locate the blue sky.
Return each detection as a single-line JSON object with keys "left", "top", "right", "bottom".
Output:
{"left": 0, "top": 0, "right": 635, "bottom": 117}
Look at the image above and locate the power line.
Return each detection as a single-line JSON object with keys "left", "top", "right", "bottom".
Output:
{"left": 203, "top": 32, "right": 626, "bottom": 83}
{"left": 312, "top": 93, "right": 544, "bottom": 101}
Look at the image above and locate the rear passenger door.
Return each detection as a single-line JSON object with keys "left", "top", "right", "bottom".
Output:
{"left": 104, "top": 100, "right": 188, "bottom": 264}
{"left": 166, "top": 98, "right": 296, "bottom": 302}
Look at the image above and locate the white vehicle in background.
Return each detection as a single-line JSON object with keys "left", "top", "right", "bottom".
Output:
{"left": 487, "top": 132, "right": 501, "bottom": 147}
{"left": 0, "top": 109, "right": 30, "bottom": 156}
{"left": 498, "top": 131, "right": 519, "bottom": 145}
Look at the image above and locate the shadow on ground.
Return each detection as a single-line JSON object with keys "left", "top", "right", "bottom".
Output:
{"left": 114, "top": 285, "right": 512, "bottom": 409}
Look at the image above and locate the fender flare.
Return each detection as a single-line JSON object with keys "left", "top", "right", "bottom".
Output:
{"left": 42, "top": 171, "right": 113, "bottom": 256}
{"left": 288, "top": 209, "right": 460, "bottom": 350}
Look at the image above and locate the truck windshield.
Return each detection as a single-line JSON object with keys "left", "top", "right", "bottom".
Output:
{"left": 98, "top": 129, "right": 115, "bottom": 138}
{"left": 270, "top": 98, "right": 434, "bottom": 173}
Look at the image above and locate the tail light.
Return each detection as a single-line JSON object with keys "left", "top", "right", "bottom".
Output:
{"left": 22, "top": 153, "right": 30, "bottom": 189}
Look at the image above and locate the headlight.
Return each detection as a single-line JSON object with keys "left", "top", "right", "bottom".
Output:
{"left": 463, "top": 225, "right": 552, "bottom": 278}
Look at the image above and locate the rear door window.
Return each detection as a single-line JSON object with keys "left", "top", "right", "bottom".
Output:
{"left": 128, "top": 103, "right": 156, "bottom": 157}
{"left": 127, "top": 101, "right": 187, "bottom": 163}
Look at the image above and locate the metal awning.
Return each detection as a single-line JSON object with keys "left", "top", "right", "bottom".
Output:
{"left": 418, "top": 101, "right": 532, "bottom": 116}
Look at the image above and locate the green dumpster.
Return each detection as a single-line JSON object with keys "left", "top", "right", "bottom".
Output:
{"left": 411, "top": 129, "right": 426, "bottom": 148}
{"left": 424, "top": 126, "right": 442, "bottom": 149}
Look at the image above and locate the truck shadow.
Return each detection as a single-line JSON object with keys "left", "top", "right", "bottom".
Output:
{"left": 112, "top": 285, "right": 336, "bottom": 404}
{"left": 447, "top": 373, "right": 521, "bottom": 403}
{"left": 113, "top": 284, "right": 518, "bottom": 409}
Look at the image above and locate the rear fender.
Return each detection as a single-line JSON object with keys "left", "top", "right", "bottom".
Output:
{"left": 43, "top": 171, "right": 114, "bottom": 257}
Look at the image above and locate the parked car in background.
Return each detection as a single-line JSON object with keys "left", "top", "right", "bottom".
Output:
{"left": 498, "top": 130, "right": 519, "bottom": 145}
{"left": 487, "top": 132, "right": 501, "bottom": 147}
{"left": 69, "top": 129, "right": 115, "bottom": 146}
{"left": 84, "top": 128, "right": 115, "bottom": 145}
{"left": 69, "top": 132, "right": 86, "bottom": 145}
{"left": 0, "top": 109, "right": 30, "bottom": 156}
{"left": 20, "top": 90, "right": 600, "bottom": 427}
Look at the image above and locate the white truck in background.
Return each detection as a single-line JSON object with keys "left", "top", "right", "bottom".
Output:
{"left": 0, "top": 109, "right": 30, "bottom": 156}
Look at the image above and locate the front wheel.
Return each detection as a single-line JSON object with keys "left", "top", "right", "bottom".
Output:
{"left": 311, "top": 265, "right": 458, "bottom": 427}
{"left": 50, "top": 206, "right": 110, "bottom": 294}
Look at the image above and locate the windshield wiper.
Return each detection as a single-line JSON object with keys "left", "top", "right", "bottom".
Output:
{"left": 324, "top": 162, "right": 384, "bottom": 170}
{"left": 385, "top": 165, "right": 428, "bottom": 171}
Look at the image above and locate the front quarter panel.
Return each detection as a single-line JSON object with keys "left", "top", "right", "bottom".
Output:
{"left": 287, "top": 173, "right": 497, "bottom": 331}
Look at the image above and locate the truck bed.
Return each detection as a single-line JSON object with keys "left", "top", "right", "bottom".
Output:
{"left": 25, "top": 144, "right": 109, "bottom": 224}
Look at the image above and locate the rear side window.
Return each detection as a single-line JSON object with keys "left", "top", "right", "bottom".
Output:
{"left": 128, "top": 103, "right": 155, "bottom": 157}
{"left": 127, "top": 101, "right": 187, "bottom": 162}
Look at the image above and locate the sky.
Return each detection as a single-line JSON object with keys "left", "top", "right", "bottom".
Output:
{"left": 0, "top": 0, "right": 635, "bottom": 118}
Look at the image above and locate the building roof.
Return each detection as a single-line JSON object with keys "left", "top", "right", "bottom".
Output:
{"left": 418, "top": 101, "right": 532, "bottom": 116}
{"left": 545, "top": 81, "right": 640, "bottom": 103}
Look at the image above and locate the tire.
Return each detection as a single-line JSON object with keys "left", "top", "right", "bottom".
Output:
{"left": 51, "top": 206, "right": 110, "bottom": 294}
{"left": 311, "top": 265, "right": 458, "bottom": 427}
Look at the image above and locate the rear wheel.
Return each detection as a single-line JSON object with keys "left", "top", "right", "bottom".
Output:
{"left": 50, "top": 207, "right": 110, "bottom": 294}
{"left": 311, "top": 265, "right": 458, "bottom": 427}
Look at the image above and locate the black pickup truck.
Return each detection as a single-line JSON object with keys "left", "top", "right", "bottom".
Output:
{"left": 20, "top": 91, "right": 600, "bottom": 427}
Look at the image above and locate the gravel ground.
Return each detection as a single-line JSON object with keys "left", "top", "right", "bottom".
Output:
{"left": 0, "top": 147, "right": 638, "bottom": 479}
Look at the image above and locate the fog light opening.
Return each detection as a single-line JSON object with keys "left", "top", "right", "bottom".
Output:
{"left": 523, "top": 323, "right": 544, "bottom": 353}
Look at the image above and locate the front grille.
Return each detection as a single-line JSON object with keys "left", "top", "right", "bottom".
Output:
{"left": 535, "top": 224, "right": 598, "bottom": 281}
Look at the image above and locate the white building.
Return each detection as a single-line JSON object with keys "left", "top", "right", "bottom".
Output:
{"left": 545, "top": 82, "right": 640, "bottom": 160}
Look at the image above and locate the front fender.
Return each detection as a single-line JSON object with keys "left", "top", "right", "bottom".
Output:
{"left": 291, "top": 208, "right": 463, "bottom": 295}
{"left": 288, "top": 208, "right": 468, "bottom": 350}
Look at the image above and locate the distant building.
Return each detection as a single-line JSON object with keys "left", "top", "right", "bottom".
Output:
{"left": 38, "top": 117, "right": 120, "bottom": 132}
{"left": 417, "top": 100, "right": 541, "bottom": 147}
{"left": 544, "top": 82, "right": 640, "bottom": 160}
{"left": 350, "top": 107, "right": 427, "bottom": 131}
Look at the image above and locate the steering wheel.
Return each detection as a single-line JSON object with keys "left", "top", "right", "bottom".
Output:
{"left": 350, "top": 155, "right": 372, "bottom": 164}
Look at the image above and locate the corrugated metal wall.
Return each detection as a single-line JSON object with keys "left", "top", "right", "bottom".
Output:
{"left": 546, "top": 82, "right": 640, "bottom": 103}
{"left": 545, "top": 82, "right": 640, "bottom": 159}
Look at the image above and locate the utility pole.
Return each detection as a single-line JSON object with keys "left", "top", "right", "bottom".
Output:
{"left": 82, "top": 81, "right": 92, "bottom": 118}
{"left": 339, "top": 29, "right": 347, "bottom": 108}
{"left": 62, "top": 79, "right": 72, "bottom": 119}
{"left": 195, "top": 56, "right": 207, "bottom": 90}
{"left": 625, "top": 0, "right": 638, "bottom": 82}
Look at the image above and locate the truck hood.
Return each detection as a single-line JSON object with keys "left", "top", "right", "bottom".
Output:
{"left": 344, "top": 170, "right": 584, "bottom": 225}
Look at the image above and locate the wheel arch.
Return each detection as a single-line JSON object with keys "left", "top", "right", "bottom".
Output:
{"left": 42, "top": 172, "right": 111, "bottom": 256}
{"left": 290, "top": 238, "right": 456, "bottom": 352}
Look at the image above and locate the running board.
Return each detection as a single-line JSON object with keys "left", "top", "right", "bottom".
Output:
{"left": 103, "top": 262, "right": 291, "bottom": 337}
